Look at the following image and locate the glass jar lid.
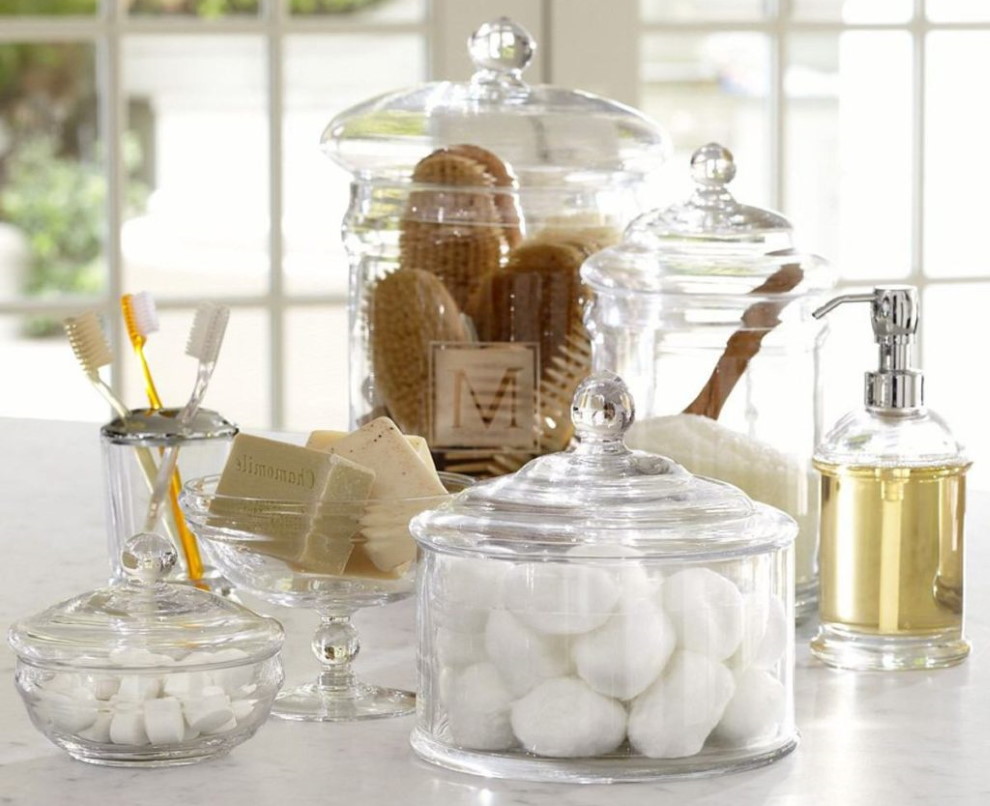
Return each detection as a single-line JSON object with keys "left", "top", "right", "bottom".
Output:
{"left": 411, "top": 372, "right": 796, "bottom": 560}
{"left": 8, "top": 534, "right": 284, "bottom": 669}
{"left": 581, "top": 143, "right": 833, "bottom": 298}
{"left": 101, "top": 408, "right": 238, "bottom": 447}
{"left": 320, "top": 17, "right": 670, "bottom": 185}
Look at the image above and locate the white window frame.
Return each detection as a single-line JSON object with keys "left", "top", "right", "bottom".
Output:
{"left": 2, "top": 0, "right": 987, "bottom": 430}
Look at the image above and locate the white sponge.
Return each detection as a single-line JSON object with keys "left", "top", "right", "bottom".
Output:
{"left": 572, "top": 593, "right": 676, "bottom": 700}
{"left": 661, "top": 567, "right": 744, "bottom": 660}
{"left": 628, "top": 650, "right": 735, "bottom": 759}
{"left": 510, "top": 677, "right": 627, "bottom": 758}
{"left": 714, "top": 668, "right": 786, "bottom": 745}
{"left": 444, "top": 662, "right": 516, "bottom": 751}
{"left": 484, "top": 609, "right": 571, "bottom": 697}
{"left": 503, "top": 561, "right": 620, "bottom": 635}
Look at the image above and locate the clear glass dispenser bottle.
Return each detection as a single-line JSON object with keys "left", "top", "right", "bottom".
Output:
{"left": 811, "top": 286, "right": 970, "bottom": 670}
{"left": 581, "top": 143, "right": 834, "bottom": 618}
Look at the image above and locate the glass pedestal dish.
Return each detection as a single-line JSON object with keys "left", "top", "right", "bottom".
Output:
{"left": 182, "top": 472, "right": 471, "bottom": 722}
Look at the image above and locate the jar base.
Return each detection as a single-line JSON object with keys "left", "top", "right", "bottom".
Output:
{"left": 271, "top": 681, "right": 415, "bottom": 722}
{"left": 810, "top": 622, "right": 970, "bottom": 671}
{"left": 409, "top": 728, "right": 798, "bottom": 783}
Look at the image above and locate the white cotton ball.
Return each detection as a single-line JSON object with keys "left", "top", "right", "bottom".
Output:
{"left": 484, "top": 609, "right": 571, "bottom": 697}
{"left": 38, "top": 688, "right": 99, "bottom": 733}
{"left": 109, "top": 706, "right": 149, "bottom": 746}
{"left": 503, "top": 561, "right": 620, "bottom": 635}
{"left": 753, "top": 596, "right": 788, "bottom": 669}
{"left": 78, "top": 712, "right": 112, "bottom": 743}
{"left": 444, "top": 662, "right": 516, "bottom": 751}
{"left": 144, "top": 697, "right": 186, "bottom": 745}
{"left": 436, "top": 626, "right": 488, "bottom": 669}
{"left": 714, "top": 668, "right": 786, "bottom": 745}
{"left": 434, "top": 557, "right": 506, "bottom": 633}
{"left": 731, "top": 592, "right": 770, "bottom": 670}
{"left": 572, "top": 594, "right": 676, "bottom": 700}
{"left": 628, "top": 650, "right": 735, "bottom": 759}
{"left": 566, "top": 545, "right": 660, "bottom": 598}
{"left": 202, "top": 717, "right": 238, "bottom": 735}
{"left": 661, "top": 567, "right": 744, "bottom": 660}
{"left": 510, "top": 677, "right": 627, "bottom": 758}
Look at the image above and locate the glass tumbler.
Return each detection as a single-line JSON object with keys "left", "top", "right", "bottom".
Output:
{"left": 101, "top": 408, "right": 237, "bottom": 588}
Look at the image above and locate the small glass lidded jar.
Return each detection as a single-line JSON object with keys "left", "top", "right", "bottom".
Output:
{"left": 101, "top": 408, "right": 238, "bottom": 590}
{"left": 7, "top": 533, "right": 284, "bottom": 767}
{"left": 810, "top": 287, "right": 970, "bottom": 671}
{"left": 581, "top": 143, "right": 834, "bottom": 618}
{"left": 411, "top": 372, "right": 797, "bottom": 783}
{"left": 321, "top": 18, "right": 669, "bottom": 480}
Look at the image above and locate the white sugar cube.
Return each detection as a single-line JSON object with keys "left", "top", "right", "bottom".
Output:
{"left": 510, "top": 677, "right": 626, "bottom": 758}
{"left": 109, "top": 706, "right": 149, "bottom": 746}
{"left": 144, "top": 697, "right": 186, "bottom": 745}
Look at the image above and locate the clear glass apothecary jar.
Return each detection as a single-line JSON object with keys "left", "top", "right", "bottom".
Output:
{"left": 320, "top": 18, "right": 669, "bottom": 479}
{"left": 410, "top": 372, "right": 797, "bottom": 783}
{"left": 8, "top": 533, "right": 284, "bottom": 767}
{"left": 581, "top": 143, "right": 834, "bottom": 617}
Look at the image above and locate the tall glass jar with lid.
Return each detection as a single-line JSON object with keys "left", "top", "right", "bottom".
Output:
{"left": 321, "top": 18, "right": 669, "bottom": 479}
{"left": 581, "top": 143, "right": 834, "bottom": 617}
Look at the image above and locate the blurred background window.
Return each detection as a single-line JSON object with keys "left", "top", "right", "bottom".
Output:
{"left": 0, "top": 0, "right": 986, "bottom": 485}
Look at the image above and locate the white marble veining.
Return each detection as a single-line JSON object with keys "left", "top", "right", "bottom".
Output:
{"left": 1, "top": 417, "right": 988, "bottom": 805}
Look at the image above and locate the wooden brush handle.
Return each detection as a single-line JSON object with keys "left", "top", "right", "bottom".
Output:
{"left": 682, "top": 261, "right": 804, "bottom": 420}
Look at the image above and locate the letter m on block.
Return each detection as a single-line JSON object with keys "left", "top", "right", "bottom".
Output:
{"left": 430, "top": 343, "right": 539, "bottom": 450}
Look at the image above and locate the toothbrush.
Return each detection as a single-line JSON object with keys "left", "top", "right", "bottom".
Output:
{"left": 142, "top": 303, "right": 230, "bottom": 579}
{"left": 63, "top": 312, "right": 162, "bottom": 501}
{"left": 121, "top": 292, "right": 164, "bottom": 409}
{"left": 122, "top": 291, "right": 202, "bottom": 580}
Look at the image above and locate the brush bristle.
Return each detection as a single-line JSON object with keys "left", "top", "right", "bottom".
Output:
{"left": 186, "top": 302, "right": 229, "bottom": 364}
{"left": 64, "top": 312, "right": 113, "bottom": 374}
{"left": 129, "top": 291, "right": 159, "bottom": 338}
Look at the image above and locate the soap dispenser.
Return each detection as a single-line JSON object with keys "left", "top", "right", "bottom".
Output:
{"left": 810, "top": 286, "right": 970, "bottom": 670}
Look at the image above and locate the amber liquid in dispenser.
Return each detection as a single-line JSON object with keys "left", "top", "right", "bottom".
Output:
{"left": 815, "top": 461, "right": 968, "bottom": 636}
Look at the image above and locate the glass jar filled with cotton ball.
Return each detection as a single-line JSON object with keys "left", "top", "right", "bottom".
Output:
{"left": 410, "top": 372, "right": 798, "bottom": 783}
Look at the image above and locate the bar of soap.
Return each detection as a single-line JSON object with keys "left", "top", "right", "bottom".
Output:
{"left": 313, "top": 417, "right": 446, "bottom": 500}
{"left": 212, "top": 434, "right": 375, "bottom": 574}
{"left": 307, "top": 429, "right": 437, "bottom": 473}
{"left": 296, "top": 455, "right": 375, "bottom": 575}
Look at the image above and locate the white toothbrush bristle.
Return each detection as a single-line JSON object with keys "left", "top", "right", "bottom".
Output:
{"left": 130, "top": 291, "right": 160, "bottom": 337}
{"left": 64, "top": 312, "right": 113, "bottom": 374}
{"left": 186, "top": 302, "right": 230, "bottom": 364}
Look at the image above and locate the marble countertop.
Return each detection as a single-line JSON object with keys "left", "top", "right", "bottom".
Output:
{"left": 1, "top": 417, "right": 987, "bottom": 805}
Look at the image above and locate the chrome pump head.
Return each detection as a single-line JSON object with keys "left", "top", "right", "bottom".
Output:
{"left": 813, "top": 286, "right": 923, "bottom": 412}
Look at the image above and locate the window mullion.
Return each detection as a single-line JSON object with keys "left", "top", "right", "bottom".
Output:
{"left": 103, "top": 0, "right": 126, "bottom": 401}
{"left": 268, "top": 0, "right": 286, "bottom": 430}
